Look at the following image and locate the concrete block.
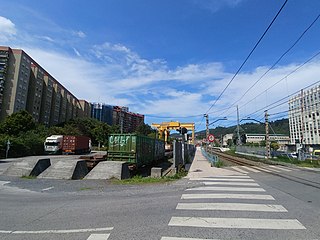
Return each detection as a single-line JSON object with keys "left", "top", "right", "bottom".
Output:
{"left": 4, "top": 158, "right": 51, "bottom": 177}
{"left": 85, "top": 161, "right": 130, "bottom": 180}
{"left": 151, "top": 167, "right": 162, "bottom": 178}
{"left": 38, "top": 159, "right": 88, "bottom": 180}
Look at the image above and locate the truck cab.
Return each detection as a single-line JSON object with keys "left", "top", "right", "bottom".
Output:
{"left": 44, "top": 135, "right": 63, "bottom": 154}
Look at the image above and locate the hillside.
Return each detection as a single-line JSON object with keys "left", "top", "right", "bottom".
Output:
{"left": 196, "top": 118, "right": 289, "bottom": 139}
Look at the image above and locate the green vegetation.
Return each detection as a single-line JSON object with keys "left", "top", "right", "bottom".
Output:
{"left": 112, "top": 170, "right": 187, "bottom": 185}
{"left": 79, "top": 187, "right": 93, "bottom": 191}
{"left": 196, "top": 118, "right": 289, "bottom": 144}
{"left": 214, "top": 160, "right": 224, "bottom": 168}
{"left": 0, "top": 110, "right": 122, "bottom": 158}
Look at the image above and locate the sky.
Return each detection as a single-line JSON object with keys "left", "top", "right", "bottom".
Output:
{"left": 1, "top": 0, "right": 320, "bottom": 132}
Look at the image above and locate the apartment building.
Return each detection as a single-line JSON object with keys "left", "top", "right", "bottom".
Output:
{"left": 78, "top": 100, "right": 91, "bottom": 118}
{"left": 289, "top": 86, "right": 320, "bottom": 145}
{"left": 0, "top": 46, "right": 80, "bottom": 126}
{"left": 0, "top": 46, "right": 144, "bottom": 131}
{"left": 113, "top": 106, "right": 144, "bottom": 133}
{"left": 0, "top": 47, "right": 32, "bottom": 119}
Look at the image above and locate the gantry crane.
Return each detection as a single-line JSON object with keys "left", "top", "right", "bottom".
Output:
{"left": 151, "top": 121, "right": 195, "bottom": 144}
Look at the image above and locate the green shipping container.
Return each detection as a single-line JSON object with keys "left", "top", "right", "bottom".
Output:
{"left": 107, "top": 134, "right": 165, "bottom": 168}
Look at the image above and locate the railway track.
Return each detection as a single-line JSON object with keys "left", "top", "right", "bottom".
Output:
{"left": 205, "top": 148, "right": 320, "bottom": 190}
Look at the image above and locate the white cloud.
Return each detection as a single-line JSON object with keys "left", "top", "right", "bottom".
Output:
{"left": 73, "top": 30, "right": 86, "bottom": 38}
{"left": 72, "top": 47, "right": 81, "bottom": 57}
{"left": 38, "top": 36, "right": 55, "bottom": 42}
{"left": 0, "top": 16, "right": 17, "bottom": 42}
{"left": 191, "top": 0, "right": 246, "bottom": 13}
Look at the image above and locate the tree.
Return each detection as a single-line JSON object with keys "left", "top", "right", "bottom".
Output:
{"left": 0, "top": 111, "right": 36, "bottom": 136}
{"left": 270, "top": 141, "right": 280, "bottom": 151}
{"left": 135, "top": 123, "right": 155, "bottom": 136}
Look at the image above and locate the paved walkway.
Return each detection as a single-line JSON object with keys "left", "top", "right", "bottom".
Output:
{"left": 187, "top": 147, "right": 239, "bottom": 179}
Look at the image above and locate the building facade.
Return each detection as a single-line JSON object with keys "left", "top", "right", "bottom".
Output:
{"left": 91, "top": 103, "right": 113, "bottom": 125}
{"left": 113, "top": 106, "right": 144, "bottom": 133}
{"left": 0, "top": 46, "right": 145, "bottom": 131}
{"left": 0, "top": 46, "right": 80, "bottom": 126}
{"left": 289, "top": 86, "right": 320, "bottom": 145}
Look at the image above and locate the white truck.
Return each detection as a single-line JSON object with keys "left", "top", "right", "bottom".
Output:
{"left": 44, "top": 135, "right": 63, "bottom": 154}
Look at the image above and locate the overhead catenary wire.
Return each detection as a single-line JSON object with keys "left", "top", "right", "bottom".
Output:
{"left": 244, "top": 80, "right": 320, "bottom": 118}
{"left": 239, "top": 49, "right": 320, "bottom": 111}
{"left": 204, "top": 0, "right": 288, "bottom": 115}
{"left": 232, "top": 13, "right": 320, "bottom": 108}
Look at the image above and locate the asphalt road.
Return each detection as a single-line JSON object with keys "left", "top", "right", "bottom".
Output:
{"left": 0, "top": 163, "right": 320, "bottom": 240}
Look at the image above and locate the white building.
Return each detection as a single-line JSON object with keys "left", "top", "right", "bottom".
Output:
{"left": 289, "top": 85, "right": 320, "bottom": 145}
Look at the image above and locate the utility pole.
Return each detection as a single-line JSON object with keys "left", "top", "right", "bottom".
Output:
{"left": 265, "top": 110, "right": 271, "bottom": 159}
{"left": 204, "top": 114, "right": 209, "bottom": 142}
{"left": 237, "top": 105, "right": 241, "bottom": 145}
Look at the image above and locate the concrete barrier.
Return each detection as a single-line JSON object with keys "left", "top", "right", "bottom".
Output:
{"left": 84, "top": 161, "right": 130, "bottom": 180}
{"left": 38, "top": 159, "right": 88, "bottom": 180}
{"left": 3, "top": 158, "right": 51, "bottom": 177}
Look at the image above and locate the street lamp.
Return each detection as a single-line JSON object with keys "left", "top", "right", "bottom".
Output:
{"left": 208, "top": 117, "right": 228, "bottom": 126}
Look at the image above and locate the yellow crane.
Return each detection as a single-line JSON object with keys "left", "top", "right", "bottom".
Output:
{"left": 151, "top": 121, "right": 195, "bottom": 144}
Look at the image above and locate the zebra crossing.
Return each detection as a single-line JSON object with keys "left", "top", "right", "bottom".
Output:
{"left": 86, "top": 233, "right": 110, "bottom": 240}
{"left": 226, "top": 164, "right": 297, "bottom": 174}
{"left": 161, "top": 175, "right": 306, "bottom": 240}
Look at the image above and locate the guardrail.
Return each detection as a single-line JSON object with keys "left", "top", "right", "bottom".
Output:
{"left": 202, "top": 146, "right": 219, "bottom": 166}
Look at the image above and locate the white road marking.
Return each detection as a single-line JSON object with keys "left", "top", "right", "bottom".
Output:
{"left": 181, "top": 193, "right": 275, "bottom": 200}
{"left": 252, "top": 166, "right": 273, "bottom": 173}
{"left": 186, "top": 186, "right": 265, "bottom": 192}
{"left": 3, "top": 227, "right": 114, "bottom": 234}
{"left": 161, "top": 237, "right": 219, "bottom": 240}
{"left": 269, "top": 165, "right": 292, "bottom": 172}
{"left": 191, "top": 178, "right": 253, "bottom": 182}
{"left": 203, "top": 182, "right": 259, "bottom": 186}
{"left": 262, "top": 166, "right": 281, "bottom": 173}
{"left": 176, "top": 203, "right": 287, "bottom": 212}
{"left": 230, "top": 166, "right": 249, "bottom": 174}
{"left": 169, "top": 217, "right": 306, "bottom": 229}
{"left": 87, "top": 233, "right": 110, "bottom": 240}
{"left": 42, "top": 186, "right": 54, "bottom": 192}
{"left": 240, "top": 166, "right": 261, "bottom": 173}
{"left": 0, "top": 181, "right": 10, "bottom": 186}
{"left": 194, "top": 175, "right": 250, "bottom": 179}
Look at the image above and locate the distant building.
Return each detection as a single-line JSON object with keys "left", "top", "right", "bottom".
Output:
{"left": 289, "top": 86, "right": 320, "bottom": 145}
{"left": 113, "top": 106, "right": 144, "bottom": 133}
{"left": 91, "top": 103, "right": 113, "bottom": 125}
{"left": 245, "top": 133, "right": 289, "bottom": 151}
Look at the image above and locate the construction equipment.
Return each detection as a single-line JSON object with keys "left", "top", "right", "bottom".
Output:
{"left": 151, "top": 121, "right": 195, "bottom": 144}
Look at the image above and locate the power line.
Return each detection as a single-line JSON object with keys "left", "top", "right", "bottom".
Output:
{"left": 245, "top": 80, "right": 320, "bottom": 118}
{"left": 205, "top": 0, "right": 288, "bottom": 114}
{"left": 239, "top": 49, "right": 320, "bottom": 111}
{"left": 234, "top": 13, "right": 320, "bottom": 107}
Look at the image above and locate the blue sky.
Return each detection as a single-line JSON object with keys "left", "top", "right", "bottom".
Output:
{"left": 1, "top": 0, "right": 320, "bottom": 131}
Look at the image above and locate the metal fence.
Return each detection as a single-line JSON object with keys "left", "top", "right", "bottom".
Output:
{"left": 173, "top": 141, "right": 196, "bottom": 167}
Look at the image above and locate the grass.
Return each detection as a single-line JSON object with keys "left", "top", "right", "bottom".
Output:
{"left": 79, "top": 187, "right": 93, "bottom": 191}
{"left": 21, "top": 175, "right": 37, "bottom": 179}
{"left": 214, "top": 160, "right": 224, "bottom": 168}
{"left": 112, "top": 170, "right": 188, "bottom": 185}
